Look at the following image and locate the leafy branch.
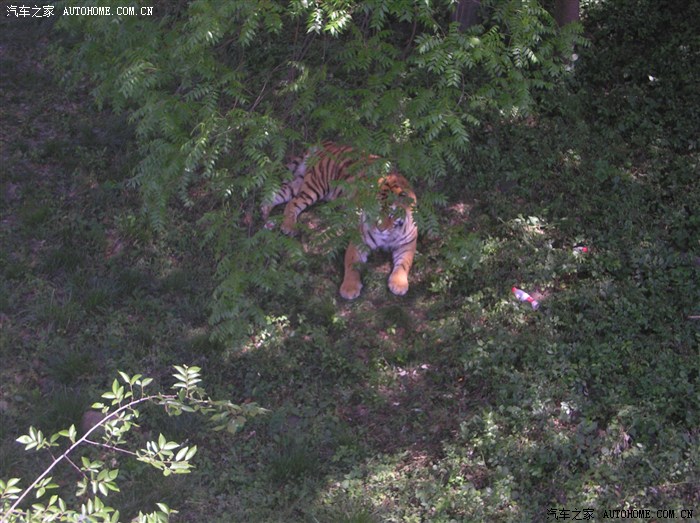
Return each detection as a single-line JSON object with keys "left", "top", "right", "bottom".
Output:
{"left": 0, "top": 366, "right": 266, "bottom": 523}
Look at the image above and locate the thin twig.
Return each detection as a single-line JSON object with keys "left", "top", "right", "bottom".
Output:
{"left": 83, "top": 439, "right": 140, "bottom": 457}
{"left": 48, "top": 450, "right": 85, "bottom": 479}
{"left": 249, "top": 79, "right": 269, "bottom": 113}
{"left": 402, "top": 19, "right": 418, "bottom": 60}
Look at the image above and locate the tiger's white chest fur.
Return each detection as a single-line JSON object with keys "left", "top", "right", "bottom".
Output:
{"left": 359, "top": 214, "right": 413, "bottom": 256}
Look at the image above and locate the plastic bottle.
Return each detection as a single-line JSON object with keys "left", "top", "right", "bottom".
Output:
{"left": 512, "top": 287, "right": 540, "bottom": 310}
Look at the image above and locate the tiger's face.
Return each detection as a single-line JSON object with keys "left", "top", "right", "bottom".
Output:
{"left": 373, "top": 175, "right": 415, "bottom": 230}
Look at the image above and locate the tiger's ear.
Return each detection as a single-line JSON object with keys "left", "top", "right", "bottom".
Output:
{"left": 287, "top": 154, "right": 308, "bottom": 176}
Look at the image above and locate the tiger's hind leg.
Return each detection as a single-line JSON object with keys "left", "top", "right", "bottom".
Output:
{"left": 387, "top": 237, "right": 416, "bottom": 296}
{"left": 340, "top": 242, "right": 368, "bottom": 299}
{"left": 263, "top": 176, "right": 303, "bottom": 227}
{"left": 280, "top": 176, "right": 323, "bottom": 235}
{"left": 261, "top": 154, "right": 309, "bottom": 226}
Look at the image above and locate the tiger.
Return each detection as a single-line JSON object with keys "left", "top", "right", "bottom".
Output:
{"left": 261, "top": 142, "right": 418, "bottom": 300}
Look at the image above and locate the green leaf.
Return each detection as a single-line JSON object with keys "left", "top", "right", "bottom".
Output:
{"left": 16, "top": 434, "right": 36, "bottom": 450}
{"left": 161, "top": 440, "right": 180, "bottom": 451}
{"left": 155, "top": 503, "right": 172, "bottom": 514}
{"left": 0, "top": 477, "right": 23, "bottom": 497}
{"left": 185, "top": 445, "right": 198, "bottom": 460}
{"left": 118, "top": 370, "right": 131, "bottom": 384}
{"left": 175, "top": 446, "right": 188, "bottom": 462}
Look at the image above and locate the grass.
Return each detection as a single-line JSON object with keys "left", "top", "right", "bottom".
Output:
{"left": 1, "top": 7, "right": 699, "bottom": 523}
{"left": 268, "top": 435, "right": 321, "bottom": 484}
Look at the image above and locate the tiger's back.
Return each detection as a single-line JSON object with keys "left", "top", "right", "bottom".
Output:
{"left": 262, "top": 142, "right": 372, "bottom": 234}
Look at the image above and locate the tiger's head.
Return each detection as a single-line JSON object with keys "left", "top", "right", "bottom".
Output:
{"left": 374, "top": 173, "right": 416, "bottom": 233}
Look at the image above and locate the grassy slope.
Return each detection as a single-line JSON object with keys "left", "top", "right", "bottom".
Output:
{"left": 1, "top": 8, "right": 698, "bottom": 523}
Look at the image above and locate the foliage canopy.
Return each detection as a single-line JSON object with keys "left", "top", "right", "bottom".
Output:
{"left": 55, "top": 0, "right": 584, "bottom": 342}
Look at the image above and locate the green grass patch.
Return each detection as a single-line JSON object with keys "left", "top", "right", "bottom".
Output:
{"left": 45, "top": 344, "right": 101, "bottom": 385}
{"left": 268, "top": 435, "right": 321, "bottom": 484}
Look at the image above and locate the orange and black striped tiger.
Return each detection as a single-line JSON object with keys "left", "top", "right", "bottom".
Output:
{"left": 261, "top": 142, "right": 418, "bottom": 300}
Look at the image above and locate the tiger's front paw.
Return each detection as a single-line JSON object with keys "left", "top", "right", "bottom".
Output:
{"left": 388, "top": 272, "right": 409, "bottom": 296}
{"left": 280, "top": 217, "right": 297, "bottom": 236}
{"left": 340, "top": 280, "right": 362, "bottom": 300}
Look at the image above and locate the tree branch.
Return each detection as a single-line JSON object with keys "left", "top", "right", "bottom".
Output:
{"left": 3, "top": 393, "right": 174, "bottom": 521}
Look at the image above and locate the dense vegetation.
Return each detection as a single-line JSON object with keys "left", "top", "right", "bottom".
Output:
{"left": 1, "top": 0, "right": 698, "bottom": 521}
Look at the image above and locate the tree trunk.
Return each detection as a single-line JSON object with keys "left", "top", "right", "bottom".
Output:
{"left": 451, "top": 0, "right": 482, "bottom": 31}
{"left": 554, "top": 0, "right": 580, "bottom": 27}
